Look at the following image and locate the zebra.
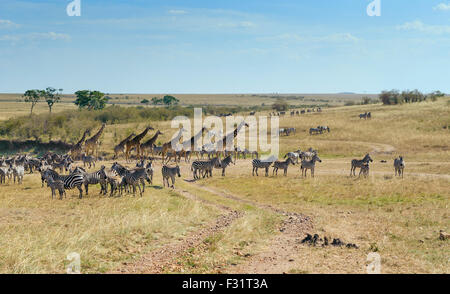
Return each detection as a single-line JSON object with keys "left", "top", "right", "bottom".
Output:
{"left": 82, "top": 165, "right": 108, "bottom": 196}
{"left": 359, "top": 112, "right": 368, "bottom": 120}
{"left": 0, "top": 166, "right": 8, "bottom": 184}
{"left": 46, "top": 177, "right": 66, "bottom": 200}
{"left": 162, "top": 165, "right": 181, "bottom": 188}
{"left": 252, "top": 159, "right": 274, "bottom": 177}
{"left": 300, "top": 149, "right": 317, "bottom": 161}
{"left": 215, "top": 155, "right": 233, "bottom": 176}
{"left": 309, "top": 127, "right": 322, "bottom": 135}
{"left": 9, "top": 163, "right": 24, "bottom": 184}
{"left": 350, "top": 154, "right": 373, "bottom": 177}
{"left": 191, "top": 157, "right": 221, "bottom": 179}
{"left": 318, "top": 126, "right": 330, "bottom": 133}
{"left": 82, "top": 153, "right": 96, "bottom": 168}
{"left": 273, "top": 157, "right": 295, "bottom": 176}
{"left": 42, "top": 169, "right": 85, "bottom": 198}
{"left": 123, "top": 168, "right": 152, "bottom": 197}
{"left": 394, "top": 156, "right": 405, "bottom": 178}
{"left": 358, "top": 163, "right": 370, "bottom": 178}
{"left": 300, "top": 154, "right": 322, "bottom": 178}
{"left": 284, "top": 150, "right": 302, "bottom": 164}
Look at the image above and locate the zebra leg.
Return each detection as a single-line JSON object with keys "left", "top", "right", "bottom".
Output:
{"left": 84, "top": 183, "right": 89, "bottom": 196}
{"left": 77, "top": 185, "right": 83, "bottom": 199}
{"left": 171, "top": 176, "right": 175, "bottom": 188}
{"left": 222, "top": 168, "right": 225, "bottom": 177}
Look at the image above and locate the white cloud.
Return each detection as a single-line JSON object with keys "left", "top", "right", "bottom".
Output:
{"left": 168, "top": 9, "right": 187, "bottom": 15}
{"left": 433, "top": 3, "right": 450, "bottom": 11}
{"left": 0, "top": 19, "right": 19, "bottom": 29}
{"left": 397, "top": 20, "right": 450, "bottom": 34}
{"left": 0, "top": 32, "right": 71, "bottom": 43}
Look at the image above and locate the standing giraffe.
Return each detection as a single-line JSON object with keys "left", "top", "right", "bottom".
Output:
{"left": 84, "top": 124, "right": 106, "bottom": 157}
{"left": 140, "top": 130, "right": 163, "bottom": 158}
{"left": 161, "top": 127, "right": 186, "bottom": 163}
{"left": 70, "top": 129, "right": 90, "bottom": 160}
{"left": 113, "top": 132, "right": 136, "bottom": 160}
{"left": 125, "top": 126, "right": 154, "bottom": 162}
{"left": 216, "top": 121, "right": 249, "bottom": 161}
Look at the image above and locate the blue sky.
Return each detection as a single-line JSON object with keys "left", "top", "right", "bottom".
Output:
{"left": 0, "top": 0, "right": 449, "bottom": 94}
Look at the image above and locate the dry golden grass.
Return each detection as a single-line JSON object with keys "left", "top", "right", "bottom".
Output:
{"left": 0, "top": 97, "right": 448, "bottom": 273}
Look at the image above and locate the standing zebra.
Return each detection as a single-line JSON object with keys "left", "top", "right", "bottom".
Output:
{"left": 191, "top": 157, "right": 221, "bottom": 179}
{"left": 350, "top": 154, "right": 373, "bottom": 177}
{"left": 358, "top": 163, "right": 370, "bottom": 178}
{"left": 162, "top": 165, "right": 181, "bottom": 188}
{"left": 273, "top": 158, "right": 295, "bottom": 176}
{"left": 9, "top": 163, "right": 24, "bottom": 184}
{"left": 252, "top": 159, "right": 274, "bottom": 177}
{"left": 123, "top": 168, "right": 152, "bottom": 197}
{"left": 300, "top": 154, "right": 322, "bottom": 178}
{"left": 46, "top": 177, "right": 66, "bottom": 200}
{"left": 216, "top": 155, "right": 233, "bottom": 176}
{"left": 82, "top": 165, "right": 108, "bottom": 196}
{"left": 82, "top": 154, "right": 96, "bottom": 169}
{"left": 42, "top": 169, "right": 85, "bottom": 198}
{"left": 394, "top": 156, "right": 405, "bottom": 178}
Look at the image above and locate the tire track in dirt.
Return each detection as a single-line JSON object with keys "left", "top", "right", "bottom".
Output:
{"left": 186, "top": 182, "right": 313, "bottom": 274}
{"left": 110, "top": 188, "right": 243, "bottom": 274}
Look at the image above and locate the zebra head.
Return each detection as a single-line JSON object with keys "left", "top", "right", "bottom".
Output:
{"left": 364, "top": 154, "right": 373, "bottom": 163}
{"left": 312, "top": 155, "right": 322, "bottom": 163}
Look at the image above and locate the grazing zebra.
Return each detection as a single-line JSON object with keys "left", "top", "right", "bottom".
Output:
{"left": 394, "top": 156, "right": 405, "bottom": 178}
{"left": 46, "top": 177, "right": 66, "bottom": 200}
{"left": 358, "top": 163, "right": 370, "bottom": 178}
{"left": 300, "top": 154, "right": 322, "bottom": 178}
{"left": 252, "top": 159, "right": 274, "bottom": 177}
{"left": 216, "top": 155, "right": 233, "bottom": 176}
{"left": 350, "top": 154, "right": 373, "bottom": 177}
{"left": 9, "top": 163, "right": 24, "bottom": 184}
{"left": 191, "top": 157, "right": 221, "bottom": 179}
{"left": 273, "top": 157, "right": 295, "bottom": 176}
{"left": 42, "top": 169, "right": 85, "bottom": 198}
{"left": 82, "top": 154, "right": 96, "bottom": 168}
{"left": 309, "top": 127, "right": 322, "bottom": 135}
{"left": 318, "top": 126, "right": 330, "bottom": 133}
{"left": 162, "top": 165, "right": 181, "bottom": 188}
{"left": 82, "top": 165, "right": 108, "bottom": 196}
{"left": 359, "top": 112, "right": 368, "bottom": 120}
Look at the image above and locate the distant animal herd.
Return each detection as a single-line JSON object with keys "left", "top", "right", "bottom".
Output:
{"left": 0, "top": 109, "right": 407, "bottom": 200}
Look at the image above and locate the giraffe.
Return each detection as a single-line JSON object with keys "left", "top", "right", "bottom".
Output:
{"left": 216, "top": 121, "right": 249, "bottom": 161}
{"left": 178, "top": 127, "right": 208, "bottom": 162}
{"left": 161, "top": 127, "right": 186, "bottom": 163}
{"left": 70, "top": 129, "right": 90, "bottom": 161}
{"left": 140, "top": 130, "right": 163, "bottom": 158}
{"left": 113, "top": 132, "right": 136, "bottom": 160}
{"left": 84, "top": 123, "right": 106, "bottom": 157}
{"left": 125, "top": 126, "right": 154, "bottom": 162}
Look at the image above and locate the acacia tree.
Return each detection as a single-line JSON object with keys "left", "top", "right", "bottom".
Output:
{"left": 272, "top": 98, "right": 289, "bottom": 111}
{"left": 23, "top": 89, "right": 41, "bottom": 116}
{"left": 42, "top": 87, "right": 63, "bottom": 114}
{"left": 74, "top": 90, "right": 108, "bottom": 110}
{"left": 162, "top": 95, "right": 179, "bottom": 106}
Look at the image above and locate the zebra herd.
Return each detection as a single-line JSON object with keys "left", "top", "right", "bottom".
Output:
{"left": 309, "top": 126, "right": 331, "bottom": 135}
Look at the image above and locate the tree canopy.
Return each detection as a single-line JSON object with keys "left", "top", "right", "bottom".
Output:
{"left": 271, "top": 98, "right": 289, "bottom": 111}
{"left": 23, "top": 89, "right": 42, "bottom": 115}
{"left": 74, "top": 90, "right": 108, "bottom": 110}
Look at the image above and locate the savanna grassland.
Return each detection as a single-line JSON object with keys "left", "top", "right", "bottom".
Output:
{"left": 0, "top": 96, "right": 448, "bottom": 274}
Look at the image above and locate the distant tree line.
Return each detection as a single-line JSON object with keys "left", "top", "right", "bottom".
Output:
{"left": 23, "top": 88, "right": 182, "bottom": 114}
{"left": 379, "top": 90, "right": 445, "bottom": 105}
